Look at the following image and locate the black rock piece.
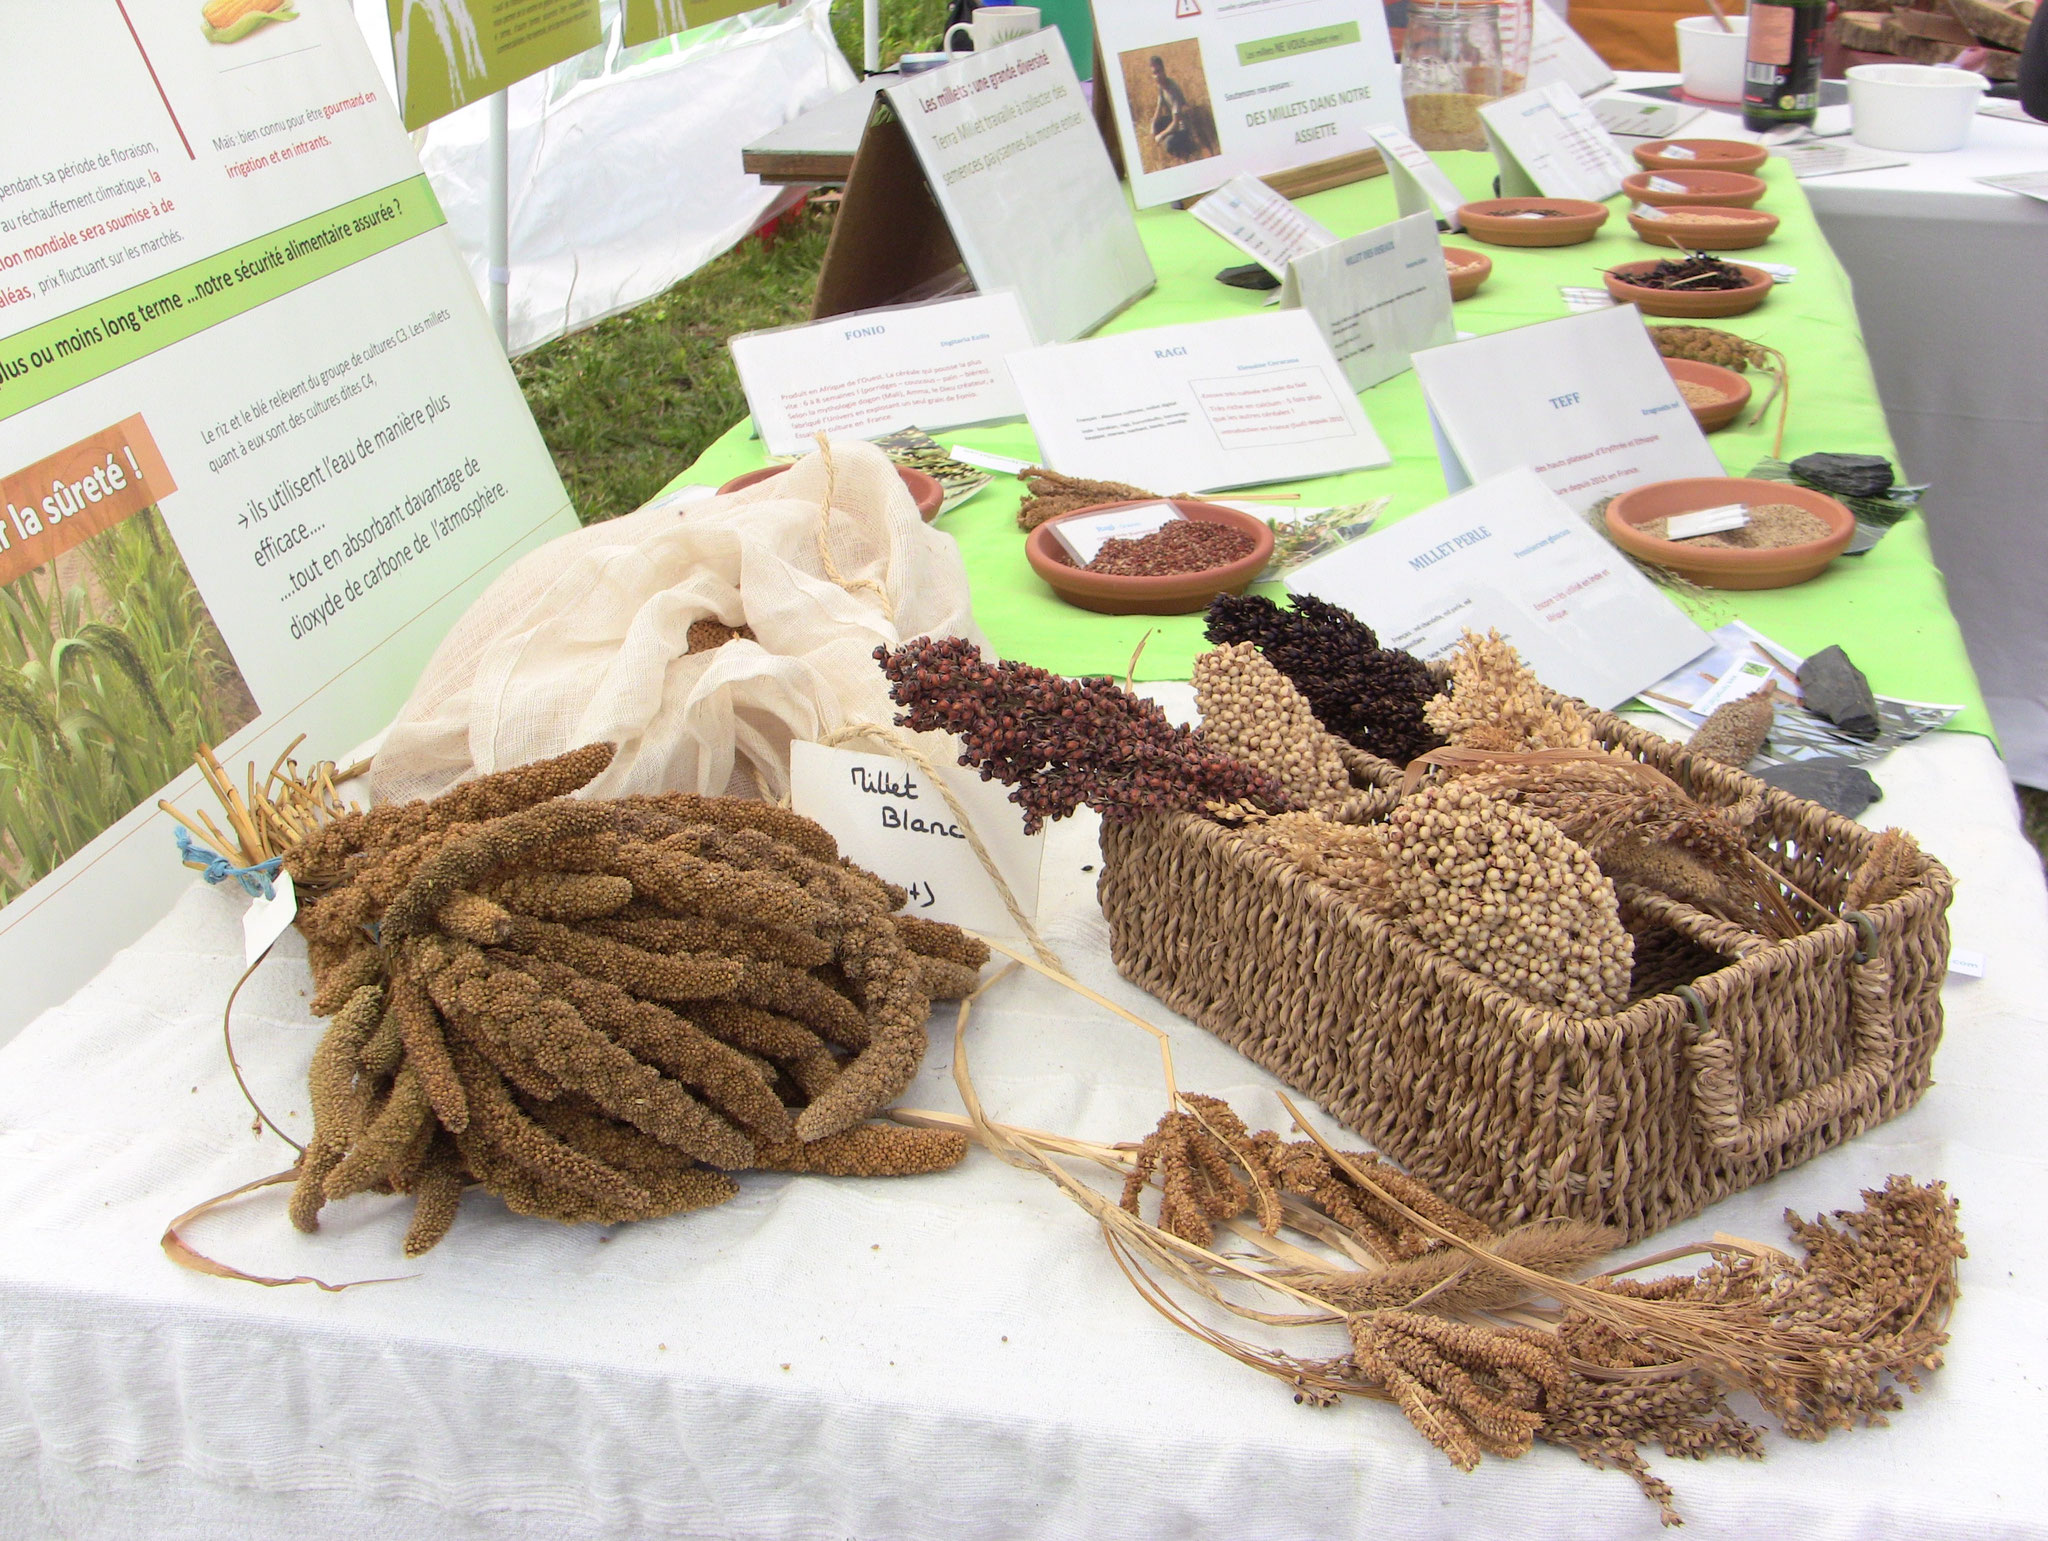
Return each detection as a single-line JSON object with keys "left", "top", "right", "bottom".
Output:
{"left": 1791, "top": 452, "right": 1895, "bottom": 499}
{"left": 1217, "top": 263, "right": 1281, "bottom": 291}
{"left": 1797, "top": 645, "right": 1881, "bottom": 740}
{"left": 1756, "top": 758, "right": 1883, "bottom": 818}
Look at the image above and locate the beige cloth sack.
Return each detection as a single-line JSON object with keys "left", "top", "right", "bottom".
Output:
{"left": 371, "top": 440, "right": 982, "bottom": 806}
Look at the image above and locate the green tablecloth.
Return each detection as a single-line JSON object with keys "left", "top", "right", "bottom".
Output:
{"left": 679, "top": 153, "right": 1990, "bottom": 738}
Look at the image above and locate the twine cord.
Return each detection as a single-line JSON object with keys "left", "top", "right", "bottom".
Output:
{"left": 177, "top": 826, "right": 284, "bottom": 900}
{"left": 812, "top": 434, "right": 897, "bottom": 621}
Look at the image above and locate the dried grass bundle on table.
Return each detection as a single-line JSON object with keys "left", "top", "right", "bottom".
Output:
{"left": 283, "top": 742, "right": 986, "bottom": 1255}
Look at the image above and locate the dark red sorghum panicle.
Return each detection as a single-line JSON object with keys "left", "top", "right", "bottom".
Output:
{"left": 1205, "top": 592, "right": 1444, "bottom": 765}
{"left": 874, "top": 637, "right": 1287, "bottom": 833}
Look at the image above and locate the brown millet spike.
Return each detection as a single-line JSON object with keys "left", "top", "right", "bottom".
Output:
{"left": 689, "top": 1000, "right": 843, "bottom": 1101}
{"left": 1686, "top": 685, "right": 1776, "bottom": 769}
{"left": 749, "top": 1123, "right": 969, "bottom": 1176}
{"left": 621, "top": 792, "right": 841, "bottom": 863}
{"left": 299, "top": 888, "right": 377, "bottom": 948}
{"left": 1845, "top": 828, "right": 1923, "bottom": 911}
{"left": 733, "top": 958, "right": 869, "bottom": 1047}
{"left": 447, "top": 1040, "right": 654, "bottom": 1210}
{"left": 449, "top": 951, "right": 757, "bottom": 1167}
{"left": 585, "top": 909, "right": 834, "bottom": 970}
{"left": 401, "top": 1135, "right": 467, "bottom": 1256}
{"left": 380, "top": 799, "right": 624, "bottom": 940}
{"left": 500, "top": 912, "right": 745, "bottom": 1003}
{"left": 509, "top": 951, "right": 795, "bottom": 1144}
{"left": 290, "top": 984, "right": 386, "bottom": 1232}
{"left": 308, "top": 942, "right": 383, "bottom": 1016}
{"left": 323, "top": 1064, "right": 432, "bottom": 1202}
{"left": 914, "top": 955, "right": 984, "bottom": 1002}
{"left": 888, "top": 912, "right": 993, "bottom": 971}
{"left": 435, "top": 890, "right": 515, "bottom": 946}
{"left": 520, "top": 1097, "right": 741, "bottom": 1215}
{"left": 389, "top": 967, "right": 469, "bottom": 1133}
{"left": 490, "top": 870, "right": 636, "bottom": 922}
{"left": 609, "top": 834, "right": 823, "bottom": 932}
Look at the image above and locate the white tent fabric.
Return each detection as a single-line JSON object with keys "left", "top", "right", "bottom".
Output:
{"left": 352, "top": 0, "right": 856, "bottom": 356}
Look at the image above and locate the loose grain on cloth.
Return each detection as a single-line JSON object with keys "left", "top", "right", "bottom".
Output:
{"left": 372, "top": 442, "right": 982, "bottom": 806}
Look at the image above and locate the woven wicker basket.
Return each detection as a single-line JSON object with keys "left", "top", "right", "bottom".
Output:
{"left": 1098, "top": 708, "right": 1952, "bottom": 1241}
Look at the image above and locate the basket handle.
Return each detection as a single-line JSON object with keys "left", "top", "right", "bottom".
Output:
{"left": 1676, "top": 913, "right": 1896, "bottom": 1162}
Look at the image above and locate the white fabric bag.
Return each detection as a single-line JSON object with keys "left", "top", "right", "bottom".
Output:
{"left": 371, "top": 441, "right": 982, "bottom": 805}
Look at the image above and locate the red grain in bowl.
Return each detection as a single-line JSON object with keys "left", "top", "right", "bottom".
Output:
{"left": 1085, "top": 519, "right": 1257, "bottom": 577}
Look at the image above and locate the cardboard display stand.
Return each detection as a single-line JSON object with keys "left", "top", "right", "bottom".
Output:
{"left": 815, "top": 34, "right": 1153, "bottom": 343}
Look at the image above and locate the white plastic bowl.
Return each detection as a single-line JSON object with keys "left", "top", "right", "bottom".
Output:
{"left": 1847, "top": 64, "right": 1987, "bottom": 152}
{"left": 1676, "top": 16, "right": 1749, "bottom": 103}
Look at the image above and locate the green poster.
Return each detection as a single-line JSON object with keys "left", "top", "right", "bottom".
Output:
{"left": 387, "top": 0, "right": 605, "bottom": 130}
{"left": 621, "top": 0, "right": 765, "bottom": 48}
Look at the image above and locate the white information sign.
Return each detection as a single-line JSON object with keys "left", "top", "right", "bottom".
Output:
{"left": 1005, "top": 310, "right": 1392, "bottom": 492}
{"left": 1411, "top": 306, "right": 1723, "bottom": 509}
{"left": 1480, "top": 81, "right": 1634, "bottom": 201}
{"left": 1191, "top": 176, "right": 1337, "bottom": 279}
{"left": 0, "top": 0, "right": 580, "bottom": 1036}
{"left": 788, "top": 740, "right": 1043, "bottom": 941}
{"left": 730, "top": 293, "right": 1032, "bottom": 457}
{"left": 1527, "top": 3, "right": 1618, "bottom": 98}
{"left": 1286, "top": 467, "right": 1710, "bottom": 710}
{"left": 1592, "top": 97, "right": 1709, "bottom": 138}
{"left": 1278, "top": 212, "right": 1455, "bottom": 392}
{"left": 1092, "top": 0, "right": 1405, "bottom": 208}
{"left": 1366, "top": 123, "right": 1470, "bottom": 230}
{"left": 886, "top": 34, "right": 1154, "bottom": 342}
{"left": 1050, "top": 501, "right": 1182, "bottom": 564}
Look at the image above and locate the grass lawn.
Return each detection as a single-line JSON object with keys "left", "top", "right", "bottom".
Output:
{"left": 511, "top": 0, "right": 947, "bottom": 524}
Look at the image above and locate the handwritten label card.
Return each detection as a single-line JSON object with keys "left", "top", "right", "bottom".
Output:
{"left": 1286, "top": 466, "right": 1709, "bottom": 709}
{"left": 1366, "top": 123, "right": 1471, "bottom": 231}
{"left": 1005, "top": 310, "right": 1391, "bottom": 492}
{"left": 1051, "top": 502, "right": 1182, "bottom": 564}
{"left": 1191, "top": 175, "right": 1337, "bottom": 279}
{"left": 1479, "top": 82, "right": 1633, "bottom": 201}
{"left": 1278, "top": 211, "right": 1455, "bottom": 391}
{"left": 731, "top": 293, "right": 1033, "bottom": 457}
{"left": 1410, "top": 305, "right": 1721, "bottom": 509}
{"left": 789, "top": 740, "right": 1044, "bottom": 940}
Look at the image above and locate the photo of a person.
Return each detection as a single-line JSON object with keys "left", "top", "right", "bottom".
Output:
{"left": 1119, "top": 39, "right": 1221, "bottom": 172}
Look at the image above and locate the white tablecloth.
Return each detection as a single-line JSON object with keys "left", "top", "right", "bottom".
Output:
{"left": 4, "top": 708, "right": 2047, "bottom": 1540}
{"left": 1612, "top": 76, "right": 2048, "bottom": 786}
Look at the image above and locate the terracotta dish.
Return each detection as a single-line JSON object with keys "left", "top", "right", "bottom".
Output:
{"left": 1024, "top": 499, "right": 1274, "bottom": 616}
{"left": 1665, "top": 358, "right": 1752, "bottom": 432}
{"left": 1605, "top": 477, "right": 1855, "bottom": 589}
{"left": 1627, "top": 203, "right": 1780, "bottom": 251}
{"left": 1444, "top": 245, "right": 1492, "bottom": 300}
{"left": 718, "top": 462, "right": 945, "bottom": 521}
{"left": 1604, "top": 259, "right": 1773, "bottom": 318}
{"left": 1632, "top": 138, "right": 1771, "bottom": 174}
{"left": 1454, "top": 198, "right": 1610, "bottom": 247}
{"left": 1622, "top": 169, "right": 1769, "bottom": 208}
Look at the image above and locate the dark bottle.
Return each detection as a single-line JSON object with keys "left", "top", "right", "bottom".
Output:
{"left": 1741, "top": 0, "right": 1826, "bottom": 130}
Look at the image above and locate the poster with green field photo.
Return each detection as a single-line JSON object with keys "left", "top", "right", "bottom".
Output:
{"left": 0, "top": 418, "right": 258, "bottom": 904}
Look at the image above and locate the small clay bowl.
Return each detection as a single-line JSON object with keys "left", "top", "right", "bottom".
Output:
{"left": 1665, "top": 358, "right": 1752, "bottom": 432}
{"left": 718, "top": 462, "right": 944, "bottom": 521}
{"left": 1455, "top": 198, "right": 1610, "bottom": 247}
{"left": 1632, "top": 138, "right": 1771, "bottom": 174}
{"left": 1443, "top": 246, "right": 1492, "bottom": 300}
{"left": 1622, "top": 169, "right": 1769, "bottom": 209}
{"left": 1604, "top": 259, "right": 1773, "bottom": 318}
{"left": 1628, "top": 203, "right": 1780, "bottom": 251}
{"left": 1606, "top": 477, "right": 1855, "bottom": 590}
{"left": 1024, "top": 499, "right": 1274, "bottom": 616}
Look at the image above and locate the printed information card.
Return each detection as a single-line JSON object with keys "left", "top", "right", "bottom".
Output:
{"left": 1411, "top": 306, "right": 1722, "bottom": 508}
{"left": 731, "top": 293, "right": 1032, "bottom": 456}
{"left": 1191, "top": 175, "right": 1337, "bottom": 279}
{"left": 1287, "top": 467, "right": 1710, "bottom": 710}
{"left": 1092, "top": 0, "right": 1404, "bottom": 208}
{"left": 1366, "top": 123, "right": 1471, "bottom": 230}
{"left": 1005, "top": 310, "right": 1391, "bottom": 492}
{"left": 789, "top": 739, "right": 1043, "bottom": 941}
{"left": 1479, "top": 81, "right": 1634, "bottom": 201}
{"left": 1278, "top": 211, "right": 1454, "bottom": 391}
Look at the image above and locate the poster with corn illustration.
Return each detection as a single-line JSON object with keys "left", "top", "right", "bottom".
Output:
{"left": 201, "top": 0, "right": 297, "bottom": 45}
{"left": 0, "top": 0, "right": 577, "bottom": 1036}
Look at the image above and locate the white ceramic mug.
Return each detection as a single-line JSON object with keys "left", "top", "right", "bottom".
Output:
{"left": 1847, "top": 63, "right": 1986, "bottom": 152}
{"left": 944, "top": 4, "right": 1041, "bottom": 54}
{"left": 1676, "top": 15, "right": 1750, "bottom": 104}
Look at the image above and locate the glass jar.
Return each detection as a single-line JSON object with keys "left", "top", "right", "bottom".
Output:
{"left": 1401, "top": 0, "right": 1534, "bottom": 152}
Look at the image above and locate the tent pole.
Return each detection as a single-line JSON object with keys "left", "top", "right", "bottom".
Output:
{"left": 862, "top": 0, "right": 880, "bottom": 72}
{"left": 487, "top": 89, "right": 510, "bottom": 351}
